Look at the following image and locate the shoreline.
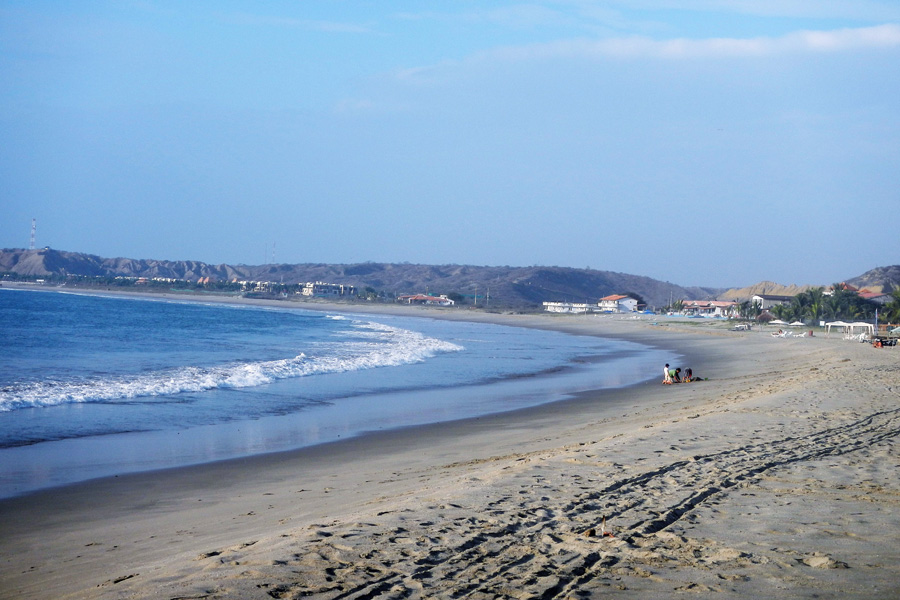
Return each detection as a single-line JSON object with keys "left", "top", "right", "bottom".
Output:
{"left": 0, "top": 286, "right": 677, "bottom": 499}
{"left": 1, "top": 287, "right": 898, "bottom": 598}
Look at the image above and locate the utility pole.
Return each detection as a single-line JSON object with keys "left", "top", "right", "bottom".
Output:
{"left": 30, "top": 218, "right": 36, "bottom": 250}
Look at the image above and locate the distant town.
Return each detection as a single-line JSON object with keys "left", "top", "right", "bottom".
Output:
{"left": 545, "top": 284, "right": 897, "bottom": 333}
{"left": 2, "top": 248, "right": 898, "bottom": 331}
{"left": 5, "top": 269, "right": 897, "bottom": 327}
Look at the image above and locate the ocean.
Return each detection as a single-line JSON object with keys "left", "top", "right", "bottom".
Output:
{"left": 0, "top": 288, "right": 666, "bottom": 498}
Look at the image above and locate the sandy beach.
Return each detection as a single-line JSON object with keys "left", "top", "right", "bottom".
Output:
{"left": 1, "top": 295, "right": 898, "bottom": 599}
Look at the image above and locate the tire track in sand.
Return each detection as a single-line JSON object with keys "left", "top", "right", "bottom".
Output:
{"left": 244, "top": 405, "right": 900, "bottom": 599}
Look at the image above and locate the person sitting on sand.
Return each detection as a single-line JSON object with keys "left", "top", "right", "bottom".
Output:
{"left": 683, "top": 368, "right": 705, "bottom": 382}
{"left": 668, "top": 367, "right": 682, "bottom": 383}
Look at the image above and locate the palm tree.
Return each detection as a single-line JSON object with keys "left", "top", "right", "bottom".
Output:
{"left": 789, "top": 294, "right": 808, "bottom": 322}
{"left": 770, "top": 304, "right": 789, "bottom": 321}
{"left": 745, "top": 300, "right": 762, "bottom": 320}
{"left": 844, "top": 302, "right": 863, "bottom": 320}
{"left": 805, "top": 287, "right": 826, "bottom": 324}
{"left": 882, "top": 289, "right": 900, "bottom": 324}
{"left": 825, "top": 294, "right": 842, "bottom": 320}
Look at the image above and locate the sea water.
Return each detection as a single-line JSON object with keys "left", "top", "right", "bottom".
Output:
{"left": 0, "top": 288, "right": 666, "bottom": 498}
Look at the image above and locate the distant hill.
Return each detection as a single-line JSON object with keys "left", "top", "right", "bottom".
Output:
{"left": 716, "top": 265, "right": 900, "bottom": 302}
{"left": 6, "top": 248, "right": 892, "bottom": 310}
{"left": 1, "top": 248, "right": 722, "bottom": 309}
{"left": 716, "top": 281, "right": 816, "bottom": 302}
{"left": 718, "top": 265, "right": 900, "bottom": 302}
{"left": 846, "top": 265, "right": 900, "bottom": 294}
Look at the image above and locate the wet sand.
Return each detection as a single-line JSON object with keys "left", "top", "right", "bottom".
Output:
{"left": 1, "top": 296, "right": 898, "bottom": 599}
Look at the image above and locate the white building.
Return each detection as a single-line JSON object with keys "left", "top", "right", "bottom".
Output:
{"left": 751, "top": 294, "right": 794, "bottom": 310}
{"left": 681, "top": 300, "right": 739, "bottom": 318}
{"left": 301, "top": 282, "right": 357, "bottom": 297}
{"left": 543, "top": 302, "right": 595, "bottom": 314}
{"left": 598, "top": 294, "right": 638, "bottom": 313}
{"left": 398, "top": 294, "right": 455, "bottom": 306}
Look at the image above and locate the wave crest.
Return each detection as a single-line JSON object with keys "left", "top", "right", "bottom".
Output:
{"left": 0, "top": 321, "right": 462, "bottom": 411}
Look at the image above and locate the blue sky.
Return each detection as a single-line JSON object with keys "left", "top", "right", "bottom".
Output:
{"left": 2, "top": 1, "right": 898, "bottom": 287}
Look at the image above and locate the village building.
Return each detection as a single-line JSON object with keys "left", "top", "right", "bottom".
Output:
{"left": 681, "top": 300, "right": 739, "bottom": 318}
{"left": 598, "top": 294, "right": 638, "bottom": 313}
{"left": 542, "top": 302, "right": 595, "bottom": 314}
{"left": 543, "top": 294, "right": 640, "bottom": 314}
{"left": 828, "top": 282, "right": 859, "bottom": 294}
{"left": 301, "top": 282, "right": 357, "bottom": 298}
{"left": 859, "top": 290, "right": 890, "bottom": 304}
{"left": 249, "top": 281, "right": 274, "bottom": 292}
{"left": 751, "top": 294, "right": 794, "bottom": 310}
{"left": 397, "top": 294, "right": 455, "bottom": 306}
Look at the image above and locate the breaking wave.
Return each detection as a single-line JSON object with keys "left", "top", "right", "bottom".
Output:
{"left": 0, "top": 320, "right": 462, "bottom": 412}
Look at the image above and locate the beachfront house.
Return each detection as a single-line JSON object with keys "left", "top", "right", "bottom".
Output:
{"left": 828, "top": 282, "right": 859, "bottom": 294}
{"left": 598, "top": 294, "right": 638, "bottom": 313}
{"left": 398, "top": 294, "right": 455, "bottom": 306}
{"left": 751, "top": 294, "right": 794, "bottom": 311}
{"left": 681, "top": 300, "right": 739, "bottom": 318}
{"left": 301, "top": 282, "right": 358, "bottom": 298}
{"left": 543, "top": 295, "right": 639, "bottom": 314}
{"left": 859, "top": 290, "right": 891, "bottom": 305}
{"left": 543, "top": 302, "right": 595, "bottom": 314}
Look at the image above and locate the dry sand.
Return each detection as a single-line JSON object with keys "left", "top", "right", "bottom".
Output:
{"left": 1, "top": 297, "right": 898, "bottom": 599}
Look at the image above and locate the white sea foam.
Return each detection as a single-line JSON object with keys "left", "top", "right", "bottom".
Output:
{"left": 0, "top": 321, "right": 463, "bottom": 412}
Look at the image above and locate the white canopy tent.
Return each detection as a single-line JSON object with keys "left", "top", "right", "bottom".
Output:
{"left": 824, "top": 321, "right": 848, "bottom": 335}
{"left": 824, "top": 321, "right": 874, "bottom": 337}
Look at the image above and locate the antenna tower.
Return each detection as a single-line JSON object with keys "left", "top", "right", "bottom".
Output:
{"left": 30, "top": 218, "right": 36, "bottom": 250}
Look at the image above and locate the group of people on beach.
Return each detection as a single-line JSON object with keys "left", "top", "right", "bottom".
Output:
{"left": 663, "top": 363, "right": 701, "bottom": 384}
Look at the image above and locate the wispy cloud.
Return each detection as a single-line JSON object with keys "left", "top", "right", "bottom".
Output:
{"left": 556, "top": 0, "right": 900, "bottom": 22}
{"left": 479, "top": 23, "right": 900, "bottom": 61}
{"left": 385, "top": 23, "right": 900, "bottom": 88}
{"left": 621, "top": 0, "right": 900, "bottom": 21}
{"left": 397, "top": 2, "right": 900, "bottom": 37}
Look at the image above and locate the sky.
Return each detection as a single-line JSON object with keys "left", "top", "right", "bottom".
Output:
{"left": 1, "top": 1, "right": 898, "bottom": 288}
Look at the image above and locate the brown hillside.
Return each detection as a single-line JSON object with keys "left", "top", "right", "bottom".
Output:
{"left": 717, "top": 281, "right": 815, "bottom": 302}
